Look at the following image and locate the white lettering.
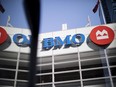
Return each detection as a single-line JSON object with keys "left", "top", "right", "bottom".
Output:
{"left": 0, "top": 32, "right": 1, "bottom": 37}
{"left": 96, "top": 30, "right": 109, "bottom": 40}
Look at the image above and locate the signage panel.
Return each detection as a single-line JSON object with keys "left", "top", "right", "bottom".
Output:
{"left": 42, "top": 34, "right": 85, "bottom": 50}
{"left": 0, "top": 23, "right": 116, "bottom": 57}
{"left": 0, "top": 27, "right": 8, "bottom": 44}
{"left": 90, "top": 26, "right": 115, "bottom": 45}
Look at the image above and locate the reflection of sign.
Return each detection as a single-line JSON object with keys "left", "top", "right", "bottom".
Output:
{"left": 96, "top": 29, "right": 109, "bottom": 40}
{"left": 90, "top": 26, "right": 115, "bottom": 45}
{"left": 13, "top": 34, "right": 31, "bottom": 47}
{"left": 0, "top": 27, "right": 8, "bottom": 45}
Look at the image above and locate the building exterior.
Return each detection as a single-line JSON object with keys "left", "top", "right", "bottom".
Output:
{"left": 100, "top": 0, "right": 116, "bottom": 24}
{"left": 0, "top": 23, "right": 116, "bottom": 87}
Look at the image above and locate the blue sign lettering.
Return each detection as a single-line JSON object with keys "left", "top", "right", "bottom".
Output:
{"left": 13, "top": 34, "right": 31, "bottom": 47}
{"left": 42, "top": 34, "right": 85, "bottom": 50}
{"left": 71, "top": 34, "right": 85, "bottom": 45}
{"left": 42, "top": 38, "right": 54, "bottom": 49}
{"left": 12, "top": 33, "right": 85, "bottom": 49}
{"left": 55, "top": 35, "right": 71, "bottom": 48}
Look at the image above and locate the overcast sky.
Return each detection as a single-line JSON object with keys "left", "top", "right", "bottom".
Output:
{"left": 0, "top": 0, "right": 101, "bottom": 33}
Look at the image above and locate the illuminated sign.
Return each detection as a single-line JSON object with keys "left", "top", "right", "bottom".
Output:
{"left": 90, "top": 26, "right": 115, "bottom": 45}
{"left": 0, "top": 27, "right": 8, "bottom": 45}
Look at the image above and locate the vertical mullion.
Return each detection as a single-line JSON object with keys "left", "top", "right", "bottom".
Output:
{"left": 77, "top": 47, "right": 83, "bottom": 87}
{"left": 104, "top": 49, "right": 114, "bottom": 87}
{"left": 52, "top": 50, "right": 55, "bottom": 87}
{"left": 14, "top": 47, "right": 21, "bottom": 87}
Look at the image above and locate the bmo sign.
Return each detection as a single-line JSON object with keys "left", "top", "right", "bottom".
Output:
{"left": 0, "top": 25, "right": 115, "bottom": 50}
{"left": 43, "top": 26, "right": 115, "bottom": 50}
{"left": 90, "top": 26, "right": 115, "bottom": 45}
{"left": 42, "top": 34, "right": 85, "bottom": 50}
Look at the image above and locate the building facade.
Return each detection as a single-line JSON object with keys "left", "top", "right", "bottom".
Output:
{"left": 0, "top": 23, "right": 116, "bottom": 87}
{"left": 100, "top": 0, "right": 116, "bottom": 24}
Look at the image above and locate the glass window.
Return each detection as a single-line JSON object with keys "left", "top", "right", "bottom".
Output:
{"left": 55, "top": 72, "right": 80, "bottom": 82}
{"left": 54, "top": 54, "right": 78, "bottom": 63}
{"left": 80, "top": 51, "right": 102, "bottom": 60}
{"left": 108, "top": 56, "right": 116, "bottom": 66}
{"left": 16, "top": 81, "right": 28, "bottom": 87}
{"left": 111, "top": 67, "right": 116, "bottom": 76}
{"left": 36, "top": 84, "right": 52, "bottom": 87}
{"left": 113, "top": 78, "right": 116, "bottom": 87}
{"left": 54, "top": 54, "right": 79, "bottom": 72}
{"left": 81, "top": 59, "right": 107, "bottom": 69}
{"left": 36, "top": 56, "right": 52, "bottom": 74}
{"left": 0, "top": 51, "right": 18, "bottom": 86}
{"left": 36, "top": 56, "right": 52, "bottom": 85}
{"left": 37, "top": 74, "right": 52, "bottom": 83}
{"left": 55, "top": 81, "right": 81, "bottom": 87}
{"left": 83, "top": 78, "right": 112, "bottom": 87}
{"left": 82, "top": 68, "right": 109, "bottom": 79}
{"left": 0, "top": 80, "right": 14, "bottom": 86}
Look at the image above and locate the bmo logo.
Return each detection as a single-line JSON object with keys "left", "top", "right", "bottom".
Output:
{"left": 90, "top": 26, "right": 115, "bottom": 45}
{"left": 0, "top": 27, "right": 8, "bottom": 45}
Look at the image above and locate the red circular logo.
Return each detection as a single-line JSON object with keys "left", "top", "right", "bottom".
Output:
{"left": 0, "top": 27, "right": 8, "bottom": 45}
{"left": 90, "top": 26, "right": 115, "bottom": 45}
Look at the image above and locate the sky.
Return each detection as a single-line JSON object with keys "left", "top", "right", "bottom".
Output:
{"left": 0, "top": 0, "right": 101, "bottom": 33}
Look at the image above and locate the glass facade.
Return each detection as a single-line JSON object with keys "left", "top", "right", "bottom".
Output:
{"left": 0, "top": 47, "right": 116, "bottom": 87}
{"left": 0, "top": 23, "right": 116, "bottom": 87}
{"left": 100, "top": 0, "right": 116, "bottom": 23}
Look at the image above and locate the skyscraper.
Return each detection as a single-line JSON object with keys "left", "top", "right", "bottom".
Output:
{"left": 100, "top": 0, "right": 116, "bottom": 24}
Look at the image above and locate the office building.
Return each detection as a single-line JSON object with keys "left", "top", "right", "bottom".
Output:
{"left": 100, "top": 0, "right": 116, "bottom": 24}
{"left": 0, "top": 23, "right": 116, "bottom": 87}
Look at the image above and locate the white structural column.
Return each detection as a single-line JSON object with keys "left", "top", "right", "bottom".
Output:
{"left": 77, "top": 47, "right": 83, "bottom": 87}
{"left": 52, "top": 50, "right": 55, "bottom": 87}
{"left": 14, "top": 47, "right": 21, "bottom": 87}
{"left": 104, "top": 49, "right": 114, "bottom": 87}
{"left": 99, "top": 0, "right": 113, "bottom": 86}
